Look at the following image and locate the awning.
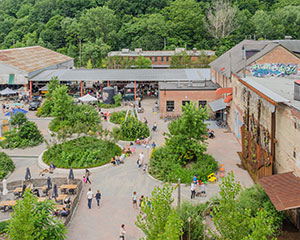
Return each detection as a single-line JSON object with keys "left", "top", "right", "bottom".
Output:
{"left": 125, "top": 83, "right": 139, "bottom": 89}
{"left": 259, "top": 172, "right": 300, "bottom": 211}
{"left": 224, "top": 94, "right": 233, "bottom": 103}
{"left": 0, "top": 87, "right": 17, "bottom": 95}
{"left": 216, "top": 88, "right": 233, "bottom": 95}
{"left": 208, "top": 99, "right": 227, "bottom": 112}
{"left": 78, "top": 94, "right": 97, "bottom": 102}
{"left": 39, "top": 86, "right": 48, "bottom": 91}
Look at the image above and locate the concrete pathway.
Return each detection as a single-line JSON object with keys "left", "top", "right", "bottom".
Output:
{"left": 0, "top": 98, "right": 253, "bottom": 239}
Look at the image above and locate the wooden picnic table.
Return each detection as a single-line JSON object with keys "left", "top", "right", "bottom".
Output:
{"left": 13, "top": 187, "right": 23, "bottom": 193}
{"left": 54, "top": 204, "right": 65, "bottom": 211}
{"left": 0, "top": 200, "right": 17, "bottom": 207}
{"left": 60, "top": 184, "right": 77, "bottom": 190}
{"left": 56, "top": 194, "right": 68, "bottom": 201}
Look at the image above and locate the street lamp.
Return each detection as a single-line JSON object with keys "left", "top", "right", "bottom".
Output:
{"left": 187, "top": 217, "right": 192, "bottom": 240}
{"left": 202, "top": 220, "right": 206, "bottom": 240}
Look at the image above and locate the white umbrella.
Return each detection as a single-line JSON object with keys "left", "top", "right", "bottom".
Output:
{"left": 2, "top": 179, "right": 8, "bottom": 196}
{"left": 0, "top": 87, "right": 17, "bottom": 95}
{"left": 78, "top": 94, "right": 97, "bottom": 102}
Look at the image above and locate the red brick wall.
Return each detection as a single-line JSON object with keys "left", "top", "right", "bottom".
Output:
{"left": 159, "top": 89, "right": 221, "bottom": 118}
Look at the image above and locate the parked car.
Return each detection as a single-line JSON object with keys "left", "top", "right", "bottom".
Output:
{"left": 29, "top": 101, "right": 40, "bottom": 111}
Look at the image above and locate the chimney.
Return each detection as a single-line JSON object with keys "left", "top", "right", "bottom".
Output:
{"left": 192, "top": 48, "right": 197, "bottom": 53}
{"left": 285, "top": 36, "right": 292, "bottom": 40}
{"left": 294, "top": 80, "right": 300, "bottom": 101}
{"left": 242, "top": 46, "right": 246, "bottom": 60}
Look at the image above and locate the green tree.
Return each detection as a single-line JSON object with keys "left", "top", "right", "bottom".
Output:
{"left": 52, "top": 85, "right": 73, "bottom": 121}
{"left": 136, "top": 185, "right": 183, "bottom": 240}
{"left": 170, "top": 51, "right": 191, "bottom": 68}
{"left": 251, "top": 10, "right": 273, "bottom": 39}
{"left": 10, "top": 112, "right": 27, "bottom": 128}
{"left": 7, "top": 190, "right": 66, "bottom": 240}
{"left": 165, "top": 102, "right": 209, "bottom": 165}
{"left": 134, "top": 56, "right": 152, "bottom": 68}
{"left": 86, "top": 59, "right": 93, "bottom": 69}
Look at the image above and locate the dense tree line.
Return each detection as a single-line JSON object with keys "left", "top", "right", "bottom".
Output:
{"left": 0, "top": 0, "right": 299, "bottom": 68}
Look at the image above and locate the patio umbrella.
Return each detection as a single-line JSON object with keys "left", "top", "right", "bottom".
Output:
{"left": 25, "top": 167, "right": 31, "bottom": 181}
{"left": 2, "top": 179, "right": 8, "bottom": 196}
{"left": 47, "top": 177, "right": 52, "bottom": 190}
{"left": 68, "top": 168, "right": 74, "bottom": 181}
{"left": 11, "top": 103, "right": 24, "bottom": 107}
{"left": 52, "top": 184, "right": 58, "bottom": 199}
{"left": 21, "top": 184, "right": 26, "bottom": 197}
{"left": 5, "top": 108, "right": 28, "bottom": 117}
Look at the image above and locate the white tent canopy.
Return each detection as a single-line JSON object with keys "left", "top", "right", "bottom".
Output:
{"left": 39, "top": 86, "right": 48, "bottom": 91}
{"left": 78, "top": 94, "right": 97, "bottom": 102}
{"left": 0, "top": 87, "right": 17, "bottom": 95}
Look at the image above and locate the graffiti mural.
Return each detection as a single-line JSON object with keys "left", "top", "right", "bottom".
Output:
{"left": 249, "top": 63, "right": 298, "bottom": 77}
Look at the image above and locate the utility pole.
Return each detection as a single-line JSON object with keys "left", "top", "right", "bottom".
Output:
{"left": 164, "top": 38, "right": 166, "bottom": 50}
{"left": 177, "top": 178, "right": 181, "bottom": 211}
{"left": 79, "top": 39, "right": 82, "bottom": 68}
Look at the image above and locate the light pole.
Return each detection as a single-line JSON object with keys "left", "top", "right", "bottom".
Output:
{"left": 202, "top": 220, "right": 206, "bottom": 240}
{"left": 188, "top": 217, "right": 192, "bottom": 240}
{"left": 177, "top": 178, "right": 181, "bottom": 211}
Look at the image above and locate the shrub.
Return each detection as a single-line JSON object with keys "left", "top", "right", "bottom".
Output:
{"left": 0, "top": 221, "right": 8, "bottom": 234}
{"left": 0, "top": 152, "right": 14, "bottom": 179}
{"left": 43, "top": 136, "right": 122, "bottom": 168}
{"left": 0, "top": 113, "right": 43, "bottom": 149}
{"left": 120, "top": 116, "right": 150, "bottom": 141}
{"left": 110, "top": 111, "right": 126, "bottom": 124}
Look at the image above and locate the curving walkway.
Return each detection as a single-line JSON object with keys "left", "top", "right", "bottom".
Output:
{"left": 0, "top": 98, "right": 253, "bottom": 239}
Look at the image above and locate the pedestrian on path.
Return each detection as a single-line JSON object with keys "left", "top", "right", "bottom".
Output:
{"left": 120, "top": 224, "right": 126, "bottom": 240}
{"left": 191, "top": 182, "right": 196, "bottom": 199}
{"left": 200, "top": 183, "right": 206, "bottom": 197}
{"left": 87, "top": 188, "right": 94, "bottom": 209}
{"left": 132, "top": 192, "right": 137, "bottom": 209}
{"left": 138, "top": 159, "right": 142, "bottom": 169}
{"left": 95, "top": 190, "right": 101, "bottom": 207}
{"left": 85, "top": 169, "right": 92, "bottom": 184}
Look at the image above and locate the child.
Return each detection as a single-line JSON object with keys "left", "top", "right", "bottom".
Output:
{"left": 83, "top": 175, "right": 87, "bottom": 184}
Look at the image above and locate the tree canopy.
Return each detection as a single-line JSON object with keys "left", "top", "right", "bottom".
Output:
{"left": 0, "top": 0, "right": 299, "bottom": 66}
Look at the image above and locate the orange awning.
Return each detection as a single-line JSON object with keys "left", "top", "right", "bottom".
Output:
{"left": 224, "top": 94, "right": 233, "bottom": 103}
{"left": 216, "top": 88, "right": 233, "bottom": 95}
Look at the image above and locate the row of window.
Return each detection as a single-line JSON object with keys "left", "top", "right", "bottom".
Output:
{"left": 127, "top": 56, "right": 170, "bottom": 62}
{"left": 166, "top": 100, "right": 207, "bottom": 112}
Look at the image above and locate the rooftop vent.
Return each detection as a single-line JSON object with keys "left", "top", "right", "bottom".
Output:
{"left": 285, "top": 36, "right": 292, "bottom": 40}
{"left": 175, "top": 48, "right": 185, "bottom": 53}
{"left": 192, "top": 48, "right": 197, "bottom": 53}
{"left": 121, "top": 48, "right": 130, "bottom": 53}
{"left": 294, "top": 80, "right": 300, "bottom": 101}
{"left": 135, "top": 48, "right": 142, "bottom": 53}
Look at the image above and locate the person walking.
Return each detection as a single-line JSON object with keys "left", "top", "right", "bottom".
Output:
{"left": 132, "top": 192, "right": 137, "bottom": 209}
{"left": 200, "top": 182, "right": 206, "bottom": 197}
{"left": 87, "top": 188, "right": 93, "bottom": 209}
{"left": 85, "top": 169, "right": 92, "bottom": 184}
{"left": 120, "top": 224, "right": 126, "bottom": 240}
{"left": 191, "top": 182, "right": 196, "bottom": 199}
{"left": 95, "top": 190, "right": 101, "bottom": 207}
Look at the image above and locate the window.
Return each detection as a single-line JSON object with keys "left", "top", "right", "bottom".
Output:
{"left": 182, "top": 100, "right": 190, "bottom": 106}
{"left": 161, "top": 57, "right": 164, "bottom": 62}
{"left": 166, "top": 101, "right": 175, "bottom": 112}
{"left": 198, "top": 100, "right": 207, "bottom": 108}
{"left": 149, "top": 57, "right": 152, "bottom": 61}
{"left": 155, "top": 57, "right": 158, "bottom": 62}
{"left": 166, "top": 57, "right": 169, "bottom": 62}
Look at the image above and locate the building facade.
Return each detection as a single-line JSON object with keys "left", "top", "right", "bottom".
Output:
{"left": 108, "top": 48, "right": 215, "bottom": 68}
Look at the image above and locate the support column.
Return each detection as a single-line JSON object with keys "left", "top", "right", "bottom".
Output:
{"left": 134, "top": 81, "right": 137, "bottom": 101}
{"left": 107, "top": 81, "right": 110, "bottom": 87}
{"left": 80, "top": 81, "right": 83, "bottom": 97}
{"left": 29, "top": 81, "right": 32, "bottom": 100}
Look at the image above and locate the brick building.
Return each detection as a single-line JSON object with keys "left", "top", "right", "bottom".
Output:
{"left": 108, "top": 48, "right": 215, "bottom": 68}
{"left": 159, "top": 80, "right": 221, "bottom": 118}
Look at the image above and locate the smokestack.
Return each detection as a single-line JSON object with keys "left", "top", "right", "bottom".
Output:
{"left": 242, "top": 46, "right": 246, "bottom": 60}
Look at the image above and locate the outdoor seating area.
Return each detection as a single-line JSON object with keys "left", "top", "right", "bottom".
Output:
{"left": 0, "top": 177, "right": 82, "bottom": 224}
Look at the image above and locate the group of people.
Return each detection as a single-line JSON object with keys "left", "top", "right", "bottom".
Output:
{"left": 83, "top": 169, "right": 92, "bottom": 184}
{"left": 191, "top": 175, "right": 207, "bottom": 199}
{"left": 86, "top": 188, "right": 102, "bottom": 209}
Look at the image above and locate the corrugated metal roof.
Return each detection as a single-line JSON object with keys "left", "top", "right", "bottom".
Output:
{"left": 259, "top": 172, "right": 300, "bottom": 211}
{"left": 208, "top": 98, "right": 227, "bottom": 112}
{"left": 30, "top": 68, "right": 211, "bottom": 82}
{"left": 0, "top": 46, "right": 73, "bottom": 73}
{"left": 108, "top": 50, "right": 215, "bottom": 57}
{"left": 159, "top": 80, "right": 220, "bottom": 90}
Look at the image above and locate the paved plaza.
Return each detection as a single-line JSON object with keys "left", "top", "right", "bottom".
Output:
{"left": 0, "top": 98, "right": 253, "bottom": 239}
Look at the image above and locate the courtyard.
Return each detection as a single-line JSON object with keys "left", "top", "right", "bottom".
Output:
{"left": 0, "top": 97, "right": 253, "bottom": 239}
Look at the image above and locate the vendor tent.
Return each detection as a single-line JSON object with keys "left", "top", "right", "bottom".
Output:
{"left": 125, "top": 82, "right": 139, "bottom": 89}
{"left": 78, "top": 94, "right": 97, "bottom": 102}
{"left": 39, "top": 86, "right": 48, "bottom": 91}
{"left": 0, "top": 87, "right": 17, "bottom": 95}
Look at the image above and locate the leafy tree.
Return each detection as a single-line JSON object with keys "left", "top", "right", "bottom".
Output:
{"left": 134, "top": 56, "right": 152, "bottom": 68}
{"left": 120, "top": 115, "right": 150, "bottom": 140}
{"left": 211, "top": 173, "right": 279, "bottom": 240}
{"left": 51, "top": 85, "right": 73, "bottom": 121}
{"left": 165, "top": 102, "right": 209, "bottom": 165}
{"left": 251, "top": 10, "right": 273, "bottom": 39}
{"left": 7, "top": 190, "right": 66, "bottom": 240}
{"left": 136, "top": 185, "right": 183, "bottom": 240}
{"left": 86, "top": 59, "right": 93, "bottom": 69}
{"left": 10, "top": 112, "right": 27, "bottom": 128}
{"left": 170, "top": 51, "right": 191, "bottom": 68}
{"left": 0, "top": 152, "right": 15, "bottom": 179}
